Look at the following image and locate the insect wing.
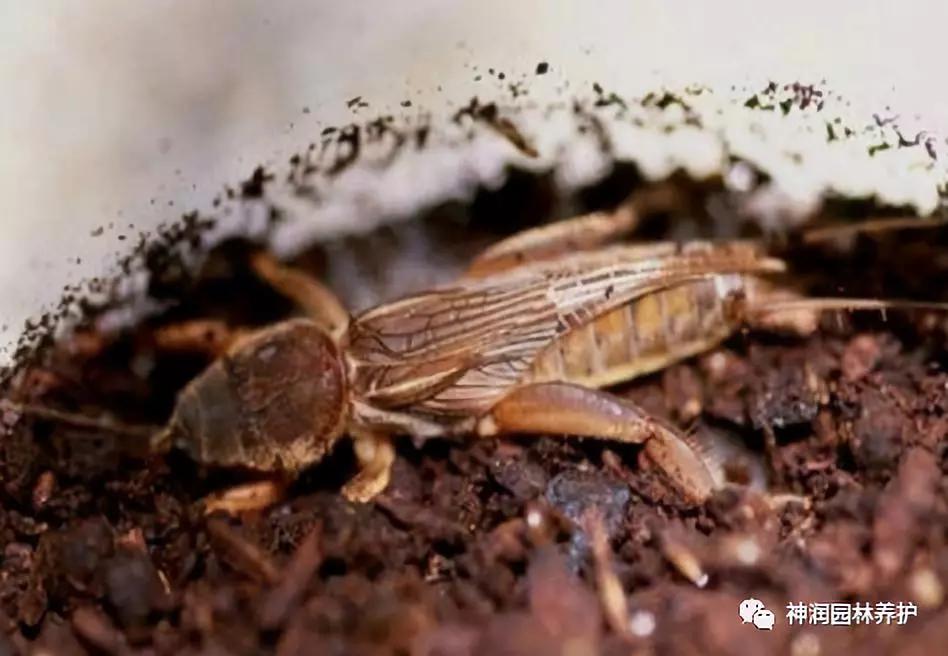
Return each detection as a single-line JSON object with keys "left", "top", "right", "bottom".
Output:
{"left": 348, "top": 243, "right": 784, "bottom": 415}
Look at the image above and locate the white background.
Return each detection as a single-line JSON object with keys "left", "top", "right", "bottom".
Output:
{"left": 2, "top": 0, "right": 946, "bottom": 358}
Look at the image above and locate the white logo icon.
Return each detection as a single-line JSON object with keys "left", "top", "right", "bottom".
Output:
{"left": 753, "top": 608, "right": 775, "bottom": 630}
{"left": 739, "top": 598, "right": 775, "bottom": 630}
{"left": 739, "top": 598, "right": 765, "bottom": 623}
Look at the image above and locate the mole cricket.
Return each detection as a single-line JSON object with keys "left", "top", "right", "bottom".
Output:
{"left": 9, "top": 188, "right": 945, "bottom": 514}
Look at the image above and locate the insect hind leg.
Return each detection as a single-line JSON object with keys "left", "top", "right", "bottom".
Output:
{"left": 250, "top": 251, "right": 350, "bottom": 341}
{"left": 463, "top": 183, "right": 681, "bottom": 278}
{"left": 478, "top": 382, "right": 717, "bottom": 504}
{"left": 745, "top": 296, "right": 948, "bottom": 336}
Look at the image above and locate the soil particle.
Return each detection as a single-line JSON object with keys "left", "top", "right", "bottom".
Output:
{"left": 544, "top": 470, "right": 630, "bottom": 569}
{"left": 748, "top": 348, "right": 826, "bottom": 431}
{"left": 488, "top": 448, "right": 548, "bottom": 501}
{"left": 35, "top": 516, "right": 115, "bottom": 601}
{"left": 841, "top": 333, "right": 883, "bottom": 382}
{"left": 872, "top": 448, "right": 940, "bottom": 580}
{"left": 850, "top": 388, "right": 911, "bottom": 471}
{"left": 206, "top": 518, "right": 280, "bottom": 585}
{"left": 258, "top": 525, "right": 322, "bottom": 631}
{"left": 102, "top": 547, "right": 172, "bottom": 627}
{"left": 465, "top": 549, "right": 603, "bottom": 656}
{"left": 72, "top": 605, "right": 125, "bottom": 655}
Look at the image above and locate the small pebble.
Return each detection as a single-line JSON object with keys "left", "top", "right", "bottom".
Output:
{"left": 705, "top": 352, "right": 729, "bottom": 379}
{"left": 104, "top": 549, "right": 170, "bottom": 626}
{"left": 545, "top": 470, "right": 629, "bottom": 570}
{"left": 72, "top": 606, "right": 123, "bottom": 655}
{"left": 628, "top": 610, "right": 656, "bottom": 637}
{"left": 734, "top": 536, "right": 761, "bottom": 566}
{"left": 910, "top": 568, "right": 944, "bottom": 608}
{"left": 32, "top": 471, "right": 56, "bottom": 510}
{"left": 526, "top": 508, "right": 543, "bottom": 529}
{"left": 841, "top": 334, "right": 881, "bottom": 382}
{"left": 791, "top": 632, "right": 821, "bottom": 656}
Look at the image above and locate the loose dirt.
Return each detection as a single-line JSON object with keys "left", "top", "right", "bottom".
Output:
{"left": 2, "top": 174, "right": 947, "bottom": 655}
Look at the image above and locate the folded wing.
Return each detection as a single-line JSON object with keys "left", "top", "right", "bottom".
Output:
{"left": 348, "top": 242, "right": 784, "bottom": 415}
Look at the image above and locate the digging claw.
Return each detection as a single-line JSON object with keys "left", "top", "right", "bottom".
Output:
{"left": 202, "top": 480, "right": 286, "bottom": 516}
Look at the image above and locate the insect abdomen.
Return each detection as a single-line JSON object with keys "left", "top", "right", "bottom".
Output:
{"left": 529, "top": 276, "right": 744, "bottom": 389}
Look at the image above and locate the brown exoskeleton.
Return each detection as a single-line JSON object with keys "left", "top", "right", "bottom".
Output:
{"left": 12, "top": 190, "right": 945, "bottom": 514}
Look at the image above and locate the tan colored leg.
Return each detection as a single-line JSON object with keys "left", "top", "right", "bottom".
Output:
{"left": 153, "top": 319, "right": 246, "bottom": 356}
{"left": 203, "top": 479, "right": 286, "bottom": 516}
{"left": 465, "top": 205, "right": 639, "bottom": 277}
{"left": 801, "top": 215, "right": 948, "bottom": 246}
{"left": 341, "top": 433, "right": 396, "bottom": 503}
{"left": 478, "top": 382, "right": 715, "bottom": 504}
{"left": 464, "top": 183, "right": 680, "bottom": 277}
{"left": 250, "top": 251, "right": 350, "bottom": 341}
{"left": 746, "top": 294, "right": 948, "bottom": 337}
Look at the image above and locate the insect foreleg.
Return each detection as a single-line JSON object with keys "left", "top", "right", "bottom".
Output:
{"left": 203, "top": 479, "right": 288, "bottom": 516}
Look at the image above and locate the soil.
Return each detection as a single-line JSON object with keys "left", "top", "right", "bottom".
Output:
{"left": 2, "top": 174, "right": 948, "bottom": 656}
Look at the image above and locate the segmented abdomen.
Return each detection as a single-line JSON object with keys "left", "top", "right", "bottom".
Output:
{"left": 528, "top": 275, "right": 745, "bottom": 389}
